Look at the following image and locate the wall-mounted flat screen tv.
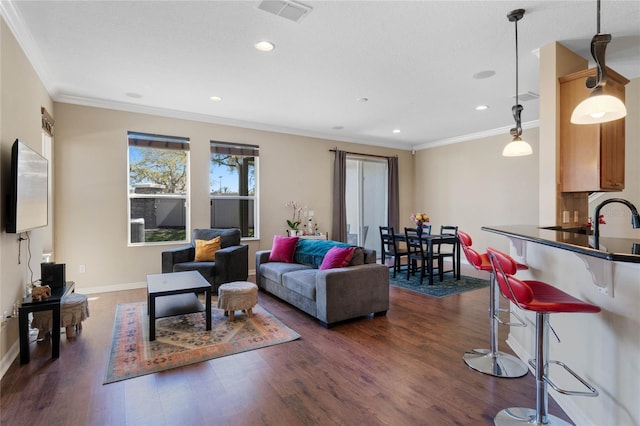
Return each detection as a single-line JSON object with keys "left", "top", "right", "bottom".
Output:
{"left": 6, "top": 139, "right": 49, "bottom": 233}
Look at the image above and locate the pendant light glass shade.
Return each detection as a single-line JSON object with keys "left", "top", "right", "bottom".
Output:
{"left": 503, "top": 136, "right": 533, "bottom": 157}
{"left": 571, "top": 87, "right": 627, "bottom": 124}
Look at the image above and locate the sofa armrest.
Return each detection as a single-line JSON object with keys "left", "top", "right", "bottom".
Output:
{"left": 315, "top": 263, "right": 390, "bottom": 326}
{"left": 214, "top": 244, "right": 249, "bottom": 286}
{"left": 161, "top": 245, "right": 194, "bottom": 273}
{"left": 255, "top": 250, "right": 272, "bottom": 288}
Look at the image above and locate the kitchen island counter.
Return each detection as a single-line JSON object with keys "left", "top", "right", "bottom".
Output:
{"left": 482, "top": 225, "right": 640, "bottom": 263}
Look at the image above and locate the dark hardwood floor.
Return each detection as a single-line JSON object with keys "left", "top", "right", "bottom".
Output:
{"left": 1, "top": 271, "right": 571, "bottom": 425}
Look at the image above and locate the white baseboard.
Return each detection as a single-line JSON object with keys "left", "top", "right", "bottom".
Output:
{"left": 75, "top": 281, "right": 147, "bottom": 294}
{"left": 0, "top": 340, "right": 20, "bottom": 380}
{"left": 506, "top": 334, "right": 594, "bottom": 426}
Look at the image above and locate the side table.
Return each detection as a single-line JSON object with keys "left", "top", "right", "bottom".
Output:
{"left": 19, "top": 281, "right": 75, "bottom": 364}
{"left": 147, "top": 271, "right": 211, "bottom": 341}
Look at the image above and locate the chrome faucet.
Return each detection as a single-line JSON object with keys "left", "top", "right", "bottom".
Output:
{"left": 593, "top": 198, "right": 640, "bottom": 250}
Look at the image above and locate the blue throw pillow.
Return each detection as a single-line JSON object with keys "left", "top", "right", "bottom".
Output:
{"left": 293, "top": 239, "right": 351, "bottom": 268}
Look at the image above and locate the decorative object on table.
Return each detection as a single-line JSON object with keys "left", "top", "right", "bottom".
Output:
{"left": 410, "top": 212, "right": 429, "bottom": 236}
{"left": 104, "top": 301, "right": 300, "bottom": 384}
{"left": 502, "top": 8, "right": 533, "bottom": 157}
{"left": 307, "top": 209, "right": 316, "bottom": 235}
{"left": 388, "top": 269, "right": 488, "bottom": 298}
{"left": 31, "top": 285, "right": 51, "bottom": 301}
{"left": 285, "top": 200, "right": 303, "bottom": 236}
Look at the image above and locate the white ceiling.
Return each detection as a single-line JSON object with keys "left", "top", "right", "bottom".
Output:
{"left": 2, "top": 0, "right": 639, "bottom": 151}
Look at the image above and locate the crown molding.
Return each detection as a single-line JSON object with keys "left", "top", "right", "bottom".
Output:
{"left": 54, "top": 93, "right": 410, "bottom": 151}
{"left": 0, "top": 1, "right": 54, "bottom": 90}
{"left": 412, "top": 120, "right": 540, "bottom": 151}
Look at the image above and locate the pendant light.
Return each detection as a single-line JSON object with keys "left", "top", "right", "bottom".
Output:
{"left": 571, "top": 0, "right": 627, "bottom": 124}
{"left": 503, "top": 9, "right": 533, "bottom": 157}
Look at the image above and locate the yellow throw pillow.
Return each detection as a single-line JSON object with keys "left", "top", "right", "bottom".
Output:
{"left": 194, "top": 236, "right": 221, "bottom": 262}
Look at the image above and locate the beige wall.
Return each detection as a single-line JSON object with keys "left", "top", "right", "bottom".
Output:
{"left": 53, "top": 103, "right": 414, "bottom": 293}
{"left": 0, "top": 18, "right": 54, "bottom": 369}
{"left": 413, "top": 129, "right": 540, "bottom": 253}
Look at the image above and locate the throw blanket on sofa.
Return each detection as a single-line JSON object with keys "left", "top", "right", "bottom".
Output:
{"left": 293, "top": 239, "right": 351, "bottom": 268}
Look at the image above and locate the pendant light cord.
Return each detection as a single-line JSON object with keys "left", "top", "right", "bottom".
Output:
{"left": 508, "top": 9, "right": 525, "bottom": 137}
{"left": 514, "top": 16, "right": 519, "bottom": 108}
{"left": 596, "top": 0, "right": 601, "bottom": 34}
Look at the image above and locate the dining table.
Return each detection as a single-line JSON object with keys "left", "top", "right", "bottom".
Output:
{"left": 395, "top": 232, "right": 461, "bottom": 286}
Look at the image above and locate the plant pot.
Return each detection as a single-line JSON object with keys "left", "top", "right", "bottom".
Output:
{"left": 287, "top": 229, "right": 298, "bottom": 237}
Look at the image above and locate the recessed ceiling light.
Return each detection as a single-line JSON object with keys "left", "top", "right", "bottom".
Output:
{"left": 392, "top": 129, "right": 401, "bottom": 134}
{"left": 332, "top": 126, "right": 344, "bottom": 130}
{"left": 210, "top": 96, "right": 223, "bottom": 102}
{"left": 357, "top": 97, "right": 369, "bottom": 103}
{"left": 126, "top": 92, "right": 143, "bottom": 98}
{"left": 254, "top": 41, "right": 275, "bottom": 52}
{"left": 473, "top": 70, "right": 496, "bottom": 79}
{"left": 475, "top": 105, "right": 489, "bottom": 111}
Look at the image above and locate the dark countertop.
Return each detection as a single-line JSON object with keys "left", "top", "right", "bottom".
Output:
{"left": 482, "top": 225, "right": 640, "bottom": 264}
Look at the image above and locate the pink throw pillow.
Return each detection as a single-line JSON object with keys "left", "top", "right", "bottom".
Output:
{"left": 268, "top": 235, "right": 299, "bottom": 263}
{"left": 319, "top": 246, "right": 355, "bottom": 270}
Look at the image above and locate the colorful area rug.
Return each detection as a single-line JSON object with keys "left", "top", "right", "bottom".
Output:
{"left": 389, "top": 269, "right": 489, "bottom": 298}
{"left": 104, "top": 301, "right": 300, "bottom": 384}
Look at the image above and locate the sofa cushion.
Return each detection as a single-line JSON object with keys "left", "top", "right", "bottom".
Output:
{"left": 173, "top": 261, "right": 214, "bottom": 280}
{"left": 319, "top": 246, "right": 355, "bottom": 270}
{"left": 282, "top": 269, "right": 318, "bottom": 300}
{"left": 293, "top": 239, "right": 351, "bottom": 268}
{"left": 194, "top": 236, "right": 221, "bottom": 262}
{"left": 260, "top": 262, "right": 311, "bottom": 284}
{"left": 348, "top": 247, "right": 365, "bottom": 266}
{"left": 269, "top": 235, "right": 299, "bottom": 263}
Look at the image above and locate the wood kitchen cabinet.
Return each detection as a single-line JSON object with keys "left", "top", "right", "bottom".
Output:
{"left": 559, "top": 67, "right": 628, "bottom": 192}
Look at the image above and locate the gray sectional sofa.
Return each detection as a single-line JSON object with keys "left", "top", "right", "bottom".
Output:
{"left": 255, "top": 239, "right": 389, "bottom": 327}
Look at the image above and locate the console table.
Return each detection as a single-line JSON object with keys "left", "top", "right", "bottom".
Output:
{"left": 19, "top": 281, "right": 75, "bottom": 364}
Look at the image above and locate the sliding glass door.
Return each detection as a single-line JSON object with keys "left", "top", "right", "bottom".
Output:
{"left": 345, "top": 156, "right": 387, "bottom": 251}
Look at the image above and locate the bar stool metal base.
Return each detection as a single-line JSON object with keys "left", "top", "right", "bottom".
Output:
{"left": 463, "top": 348, "right": 528, "bottom": 378}
{"left": 494, "top": 407, "right": 571, "bottom": 426}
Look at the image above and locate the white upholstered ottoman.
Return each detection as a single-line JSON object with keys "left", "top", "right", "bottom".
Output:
{"left": 217, "top": 281, "right": 258, "bottom": 321}
{"left": 32, "top": 292, "right": 89, "bottom": 339}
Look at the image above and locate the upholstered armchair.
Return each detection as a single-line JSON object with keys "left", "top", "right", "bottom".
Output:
{"left": 161, "top": 228, "right": 248, "bottom": 289}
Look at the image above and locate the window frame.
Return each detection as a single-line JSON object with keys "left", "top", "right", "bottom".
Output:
{"left": 209, "top": 141, "right": 259, "bottom": 240}
{"left": 127, "top": 132, "right": 191, "bottom": 247}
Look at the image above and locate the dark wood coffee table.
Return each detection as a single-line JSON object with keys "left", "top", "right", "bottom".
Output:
{"left": 147, "top": 271, "right": 211, "bottom": 341}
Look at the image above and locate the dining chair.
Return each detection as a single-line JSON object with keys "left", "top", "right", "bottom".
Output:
{"left": 435, "top": 225, "right": 458, "bottom": 277}
{"left": 404, "top": 227, "right": 444, "bottom": 284}
{"left": 379, "top": 226, "right": 408, "bottom": 278}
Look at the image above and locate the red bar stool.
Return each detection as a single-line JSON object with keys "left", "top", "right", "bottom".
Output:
{"left": 459, "top": 231, "right": 528, "bottom": 378}
{"left": 488, "top": 247, "right": 600, "bottom": 426}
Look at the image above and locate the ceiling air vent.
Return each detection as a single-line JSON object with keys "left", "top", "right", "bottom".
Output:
{"left": 514, "top": 91, "right": 540, "bottom": 102}
{"left": 258, "top": 0, "right": 312, "bottom": 23}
